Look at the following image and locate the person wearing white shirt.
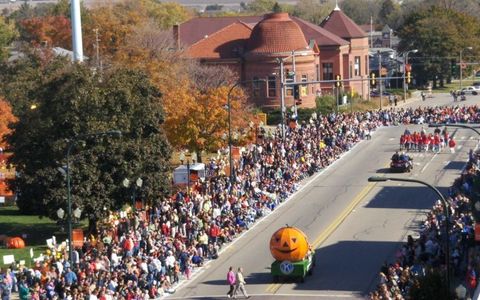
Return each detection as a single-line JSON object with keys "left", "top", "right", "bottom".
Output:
{"left": 165, "top": 251, "right": 175, "bottom": 269}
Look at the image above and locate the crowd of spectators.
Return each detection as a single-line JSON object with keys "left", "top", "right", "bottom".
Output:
{"left": 2, "top": 104, "right": 480, "bottom": 300}
{"left": 369, "top": 149, "right": 480, "bottom": 300}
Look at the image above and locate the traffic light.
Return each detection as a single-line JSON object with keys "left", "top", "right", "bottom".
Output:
{"left": 293, "top": 84, "right": 300, "bottom": 100}
{"left": 335, "top": 74, "right": 342, "bottom": 87}
{"left": 370, "top": 72, "right": 376, "bottom": 86}
{"left": 406, "top": 71, "right": 411, "bottom": 84}
{"left": 451, "top": 60, "right": 458, "bottom": 75}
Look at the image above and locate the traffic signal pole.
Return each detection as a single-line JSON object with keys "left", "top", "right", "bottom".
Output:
{"left": 378, "top": 51, "right": 382, "bottom": 110}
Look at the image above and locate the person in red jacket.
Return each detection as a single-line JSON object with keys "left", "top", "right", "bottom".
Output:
{"left": 433, "top": 133, "right": 441, "bottom": 153}
{"left": 422, "top": 134, "right": 429, "bottom": 152}
{"left": 449, "top": 138, "right": 456, "bottom": 153}
{"left": 209, "top": 222, "right": 221, "bottom": 245}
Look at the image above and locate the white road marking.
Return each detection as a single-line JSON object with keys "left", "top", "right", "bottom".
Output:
{"left": 389, "top": 138, "right": 395, "bottom": 141}
{"left": 421, "top": 152, "right": 438, "bottom": 173}
{"left": 457, "top": 145, "right": 463, "bottom": 150}
{"left": 461, "top": 136, "right": 466, "bottom": 140}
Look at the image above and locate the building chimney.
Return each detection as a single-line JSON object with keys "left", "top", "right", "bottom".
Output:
{"left": 173, "top": 24, "right": 180, "bottom": 50}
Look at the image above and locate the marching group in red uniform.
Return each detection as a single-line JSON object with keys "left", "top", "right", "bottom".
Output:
{"left": 399, "top": 127, "right": 456, "bottom": 153}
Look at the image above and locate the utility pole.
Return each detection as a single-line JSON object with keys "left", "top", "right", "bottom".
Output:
{"left": 378, "top": 50, "right": 382, "bottom": 110}
{"left": 71, "top": 0, "right": 84, "bottom": 62}
{"left": 280, "top": 59, "right": 286, "bottom": 140}
{"left": 93, "top": 28, "right": 101, "bottom": 73}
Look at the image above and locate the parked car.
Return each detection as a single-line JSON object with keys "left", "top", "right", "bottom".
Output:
{"left": 459, "top": 86, "right": 479, "bottom": 95}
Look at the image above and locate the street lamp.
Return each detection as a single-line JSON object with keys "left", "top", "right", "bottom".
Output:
{"left": 291, "top": 47, "right": 310, "bottom": 119}
{"left": 123, "top": 177, "right": 143, "bottom": 211}
{"left": 279, "top": 47, "right": 311, "bottom": 133}
{"left": 65, "top": 130, "right": 121, "bottom": 268}
{"left": 179, "top": 151, "right": 196, "bottom": 195}
{"left": 403, "top": 49, "right": 418, "bottom": 102}
{"left": 368, "top": 176, "right": 451, "bottom": 294}
{"left": 378, "top": 50, "right": 383, "bottom": 109}
{"left": 460, "top": 47, "right": 473, "bottom": 91}
{"left": 227, "top": 79, "right": 265, "bottom": 191}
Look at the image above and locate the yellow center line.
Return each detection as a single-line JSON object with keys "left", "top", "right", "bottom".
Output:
{"left": 265, "top": 162, "right": 387, "bottom": 294}
{"left": 266, "top": 283, "right": 281, "bottom": 293}
{"left": 312, "top": 181, "right": 377, "bottom": 249}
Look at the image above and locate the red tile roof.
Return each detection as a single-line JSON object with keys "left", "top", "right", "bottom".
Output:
{"left": 177, "top": 14, "right": 351, "bottom": 49}
{"left": 177, "top": 16, "right": 262, "bottom": 47}
{"left": 291, "top": 16, "right": 349, "bottom": 47}
{"left": 320, "top": 9, "right": 367, "bottom": 39}
{"left": 187, "top": 22, "right": 252, "bottom": 59}
{"left": 245, "top": 13, "right": 308, "bottom": 54}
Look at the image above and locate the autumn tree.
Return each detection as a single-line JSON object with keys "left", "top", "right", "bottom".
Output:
{"left": 143, "top": 0, "right": 192, "bottom": 30}
{"left": 4, "top": 55, "right": 171, "bottom": 228}
{"left": 17, "top": 15, "right": 71, "bottom": 48}
{"left": 245, "top": 0, "right": 279, "bottom": 13}
{"left": 292, "top": 0, "right": 334, "bottom": 25}
{"left": 81, "top": 2, "right": 145, "bottom": 60}
{"left": 0, "top": 97, "right": 16, "bottom": 149}
{"left": 397, "top": 6, "right": 480, "bottom": 87}
{"left": 0, "top": 16, "right": 17, "bottom": 61}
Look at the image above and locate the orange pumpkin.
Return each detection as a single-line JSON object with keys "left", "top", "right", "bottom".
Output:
{"left": 269, "top": 226, "right": 309, "bottom": 262}
{"left": 7, "top": 236, "right": 26, "bottom": 249}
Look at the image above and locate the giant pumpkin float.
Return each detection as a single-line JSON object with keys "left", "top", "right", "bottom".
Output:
{"left": 269, "top": 226, "right": 315, "bottom": 282}
{"left": 270, "top": 226, "right": 309, "bottom": 262}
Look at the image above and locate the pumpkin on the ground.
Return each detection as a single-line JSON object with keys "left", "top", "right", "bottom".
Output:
{"left": 7, "top": 236, "right": 26, "bottom": 249}
{"left": 269, "top": 226, "right": 309, "bottom": 262}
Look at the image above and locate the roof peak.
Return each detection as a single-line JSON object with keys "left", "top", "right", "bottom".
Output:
{"left": 334, "top": 0, "right": 340, "bottom": 11}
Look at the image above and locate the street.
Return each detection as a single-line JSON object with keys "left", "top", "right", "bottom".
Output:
{"left": 168, "top": 93, "right": 480, "bottom": 299}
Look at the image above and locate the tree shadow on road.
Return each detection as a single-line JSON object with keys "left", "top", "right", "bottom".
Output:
{"left": 292, "top": 240, "right": 404, "bottom": 296}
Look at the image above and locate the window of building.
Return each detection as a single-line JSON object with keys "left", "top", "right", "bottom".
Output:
{"left": 354, "top": 56, "right": 361, "bottom": 76}
{"left": 252, "top": 76, "right": 260, "bottom": 97}
{"left": 267, "top": 76, "right": 276, "bottom": 97}
{"left": 322, "top": 63, "right": 333, "bottom": 80}
{"left": 316, "top": 64, "right": 320, "bottom": 81}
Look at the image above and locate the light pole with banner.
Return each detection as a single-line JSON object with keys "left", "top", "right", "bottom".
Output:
{"left": 123, "top": 177, "right": 143, "bottom": 212}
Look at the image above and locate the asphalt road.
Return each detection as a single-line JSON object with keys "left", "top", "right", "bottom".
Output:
{"left": 168, "top": 93, "right": 480, "bottom": 300}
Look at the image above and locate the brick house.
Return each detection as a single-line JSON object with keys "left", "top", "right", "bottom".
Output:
{"left": 173, "top": 7, "right": 369, "bottom": 109}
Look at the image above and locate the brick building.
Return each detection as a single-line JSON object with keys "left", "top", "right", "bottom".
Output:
{"left": 173, "top": 6, "right": 369, "bottom": 109}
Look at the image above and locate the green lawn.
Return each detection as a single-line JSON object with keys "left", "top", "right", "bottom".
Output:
{"left": 0, "top": 206, "right": 66, "bottom": 268}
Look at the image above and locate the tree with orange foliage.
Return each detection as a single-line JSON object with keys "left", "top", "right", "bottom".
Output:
{"left": 18, "top": 15, "right": 71, "bottom": 49}
{"left": 84, "top": 5, "right": 258, "bottom": 157}
{"left": 0, "top": 98, "right": 17, "bottom": 150}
